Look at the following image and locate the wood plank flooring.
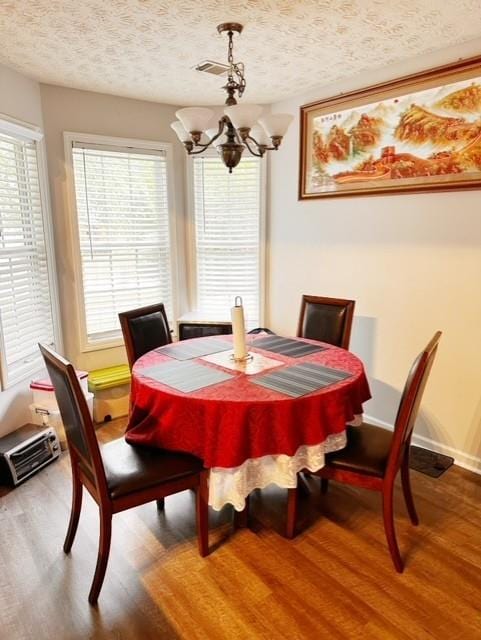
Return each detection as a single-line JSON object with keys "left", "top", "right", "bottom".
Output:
{"left": 1, "top": 419, "right": 481, "bottom": 639}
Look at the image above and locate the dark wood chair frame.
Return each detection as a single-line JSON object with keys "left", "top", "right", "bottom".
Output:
{"left": 119, "top": 302, "right": 172, "bottom": 370}
{"left": 39, "top": 344, "right": 209, "bottom": 605}
{"left": 287, "top": 331, "right": 442, "bottom": 573}
{"left": 296, "top": 295, "right": 355, "bottom": 350}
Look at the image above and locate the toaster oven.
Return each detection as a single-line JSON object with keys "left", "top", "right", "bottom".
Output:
{"left": 0, "top": 423, "right": 60, "bottom": 486}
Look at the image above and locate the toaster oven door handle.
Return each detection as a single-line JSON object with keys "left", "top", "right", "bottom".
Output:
{"left": 9, "top": 434, "right": 50, "bottom": 459}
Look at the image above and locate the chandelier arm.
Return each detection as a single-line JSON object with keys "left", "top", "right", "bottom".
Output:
{"left": 192, "top": 141, "right": 216, "bottom": 150}
{"left": 256, "top": 144, "right": 280, "bottom": 151}
{"left": 196, "top": 116, "right": 229, "bottom": 148}
{"left": 186, "top": 146, "right": 217, "bottom": 156}
{"left": 186, "top": 117, "right": 229, "bottom": 153}
{"left": 184, "top": 138, "right": 216, "bottom": 152}
{"left": 246, "top": 133, "right": 284, "bottom": 154}
{"left": 243, "top": 138, "right": 264, "bottom": 158}
{"left": 209, "top": 115, "right": 229, "bottom": 143}
{"left": 246, "top": 134, "right": 283, "bottom": 152}
{"left": 245, "top": 134, "right": 268, "bottom": 149}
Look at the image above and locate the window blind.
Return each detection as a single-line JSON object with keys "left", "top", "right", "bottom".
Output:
{"left": 71, "top": 144, "right": 173, "bottom": 343}
{"left": 192, "top": 156, "right": 262, "bottom": 327}
{"left": 0, "top": 132, "right": 55, "bottom": 387}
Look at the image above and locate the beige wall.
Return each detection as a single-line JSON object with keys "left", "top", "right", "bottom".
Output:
{"left": 0, "top": 63, "right": 43, "bottom": 127}
{"left": 39, "top": 84, "right": 187, "bottom": 372}
{"left": 0, "top": 65, "right": 45, "bottom": 435}
{"left": 268, "top": 45, "right": 481, "bottom": 469}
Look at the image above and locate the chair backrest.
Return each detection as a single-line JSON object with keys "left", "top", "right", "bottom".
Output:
{"left": 39, "top": 343, "right": 108, "bottom": 499}
{"left": 296, "top": 295, "right": 355, "bottom": 349}
{"left": 119, "top": 302, "right": 172, "bottom": 370}
{"left": 387, "top": 331, "right": 442, "bottom": 475}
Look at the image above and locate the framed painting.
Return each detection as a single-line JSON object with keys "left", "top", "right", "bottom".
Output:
{"left": 299, "top": 55, "right": 481, "bottom": 199}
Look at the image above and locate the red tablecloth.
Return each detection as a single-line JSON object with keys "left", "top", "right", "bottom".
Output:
{"left": 126, "top": 336, "right": 371, "bottom": 470}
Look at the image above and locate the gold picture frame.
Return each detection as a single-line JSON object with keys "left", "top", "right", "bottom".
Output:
{"left": 299, "top": 55, "right": 481, "bottom": 199}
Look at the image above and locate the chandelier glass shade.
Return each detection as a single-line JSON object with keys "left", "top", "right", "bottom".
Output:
{"left": 170, "top": 23, "right": 293, "bottom": 172}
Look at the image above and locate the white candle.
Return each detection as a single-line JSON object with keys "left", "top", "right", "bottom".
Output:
{"left": 231, "top": 296, "right": 247, "bottom": 360}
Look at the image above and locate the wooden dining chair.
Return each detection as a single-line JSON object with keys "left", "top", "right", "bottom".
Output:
{"left": 39, "top": 343, "right": 209, "bottom": 605}
{"left": 119, "top": 302, "right": 172, "bottom": 370}
{"left": 287, "top": 331, "right": 442, "bottom": 573}
{"left": 296, "top": 295, "right": 355, "bottom": 349}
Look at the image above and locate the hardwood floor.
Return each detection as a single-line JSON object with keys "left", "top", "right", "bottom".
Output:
{"left": 2, "top": 419, "right": 481, "bottom": 639}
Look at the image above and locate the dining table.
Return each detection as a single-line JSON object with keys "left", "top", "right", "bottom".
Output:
{"left": 125, "top": 334, "right": 371, "bottom": 512}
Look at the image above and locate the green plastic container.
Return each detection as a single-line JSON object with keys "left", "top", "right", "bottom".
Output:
{"left": 88, "top": 365, "right": 131, "bottom": 392}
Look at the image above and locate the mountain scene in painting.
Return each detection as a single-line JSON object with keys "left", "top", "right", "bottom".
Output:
{"left": 308, "top": 79, "right": 481, "bottom": 191}
{"left": 435, "top": 84, "right": 481, "bottom": 113}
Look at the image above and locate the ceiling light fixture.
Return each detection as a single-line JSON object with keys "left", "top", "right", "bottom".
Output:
{"left": 171, "top": 23, "right": 293, "bottom": 173}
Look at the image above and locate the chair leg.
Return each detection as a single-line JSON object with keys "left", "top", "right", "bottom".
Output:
{"left": 286, "top": 488, "right": 298, "bottom": 539}
{"left": 298, "top": 473, "right": 310, "bottom": 496}
{"left": 382, "top": 484, "right": 404, "bottom": 573}
{"left": 196, "top": 471, "right": 209, "bottom": 557}
{"left": 320, "top": 478, "right": 329, "bottom": 495}
{"left": 63, "top": 469, "right": 83, "bottom": 553}
{"left": 234, "top": 496, "right": 250, "bottom": 529}
{"left": 156, "top": 498, "right": 165, "bottom": 511}
{"left": 401, "top": 453, "right": 419, "bottom": 526}
{"left": 88, "top": 507, "right": 112, "bottom": 605}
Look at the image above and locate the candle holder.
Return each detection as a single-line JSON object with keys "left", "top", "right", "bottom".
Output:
{"left": 230, "top": 352, "right": 253, "bottom": 363}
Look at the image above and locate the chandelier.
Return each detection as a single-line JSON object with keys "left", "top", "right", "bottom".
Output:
{"left": 170, "top": 23, "right": 293, "bottom": 172}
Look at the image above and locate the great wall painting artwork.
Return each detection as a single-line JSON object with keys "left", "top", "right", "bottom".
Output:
{"left": 300, "top": 60, "right": 481, "bottom": 198}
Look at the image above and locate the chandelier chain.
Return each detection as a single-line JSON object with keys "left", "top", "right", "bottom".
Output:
{"left": 226, "top": 30, "right": 245, "bottom": 100}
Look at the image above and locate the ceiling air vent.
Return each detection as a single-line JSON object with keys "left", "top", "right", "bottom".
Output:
{"left": 195, "top": 60, "right": 230, "bottom": 76}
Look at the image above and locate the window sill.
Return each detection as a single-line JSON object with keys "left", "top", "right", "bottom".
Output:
{"left": 80, "top": 338, "right": 125, "bottom": 354}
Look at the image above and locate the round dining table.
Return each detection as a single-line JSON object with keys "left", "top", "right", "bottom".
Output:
{"left": 126, "top": 335, "right": 371, "bottom": 511}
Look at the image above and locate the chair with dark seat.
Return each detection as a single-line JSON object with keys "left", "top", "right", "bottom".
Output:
{"left": 286, "top": 331, "right": 442, "bottom": 573}
{"left": 247, "top": 327, "right": 276, "bottom": 335}
{"left": 296, "top": 295, "right": 355, "bottom": 349}
{"left": 119, "top": 302, "right": 172, "bottom": 370}
{"left": 39, "top": 343, "right": 209, "bottom": 605}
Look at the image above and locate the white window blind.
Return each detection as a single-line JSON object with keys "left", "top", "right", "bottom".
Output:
{"left": 192, "top": 156, "right": 262, "bottom": 327}
{"left": 0, "top": 131, "right": 55, "bottom": 387}
{"left": 71, "top": 143, "right": 173, "bottom": 344}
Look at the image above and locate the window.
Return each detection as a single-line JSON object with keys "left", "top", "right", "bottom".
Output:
{"left": 0, "top": 122, "right": 58, "bottom": 388}
{"left": 190, "top": 155, "right": 264, "bottom": 328}
{"left": 68, "top": 136, "right": 175, "bottom": 348}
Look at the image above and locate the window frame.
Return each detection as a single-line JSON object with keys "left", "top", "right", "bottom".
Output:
{"left": 185, "top": 150, "right": 267, "bottom": 327}
{"left": 0, "top": 114, "right": 62, "bottom": 389}
{"left": 64, "top": 132, "right": 179, "bottom": 353}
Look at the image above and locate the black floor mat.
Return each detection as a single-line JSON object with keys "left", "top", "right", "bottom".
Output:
{"left": 409, "top": 445, "right": 454, "bottom": 478}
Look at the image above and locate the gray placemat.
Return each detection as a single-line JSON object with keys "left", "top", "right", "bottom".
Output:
{"left": 251, "top": 335, "right": 327, "bottom": 357}
{"left": 141, "top": 360, "right": 233, "bottom": 393}
{"left": 250, "top": 362, "right": 352, "bottom": 398}
{"left": 155, "top": 337, "right": 232, "bottom": 360}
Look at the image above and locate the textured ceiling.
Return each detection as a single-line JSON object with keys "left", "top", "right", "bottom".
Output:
{"left": 1, "top": 0, "right": 481, "bottom": 106}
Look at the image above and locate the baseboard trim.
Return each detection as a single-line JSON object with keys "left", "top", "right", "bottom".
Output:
{"left": 363, "top": 415, "right": 481, "bottom": 476}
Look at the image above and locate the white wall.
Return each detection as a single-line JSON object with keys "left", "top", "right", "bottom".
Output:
{"left": 0, "top": 64, "right": 46, "bottom": 435}
{"left": 39, "top": 84, "right": 187, "bottom": 372}
{"left": 268, "top": 44, "right": 481, "bottom": 470}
